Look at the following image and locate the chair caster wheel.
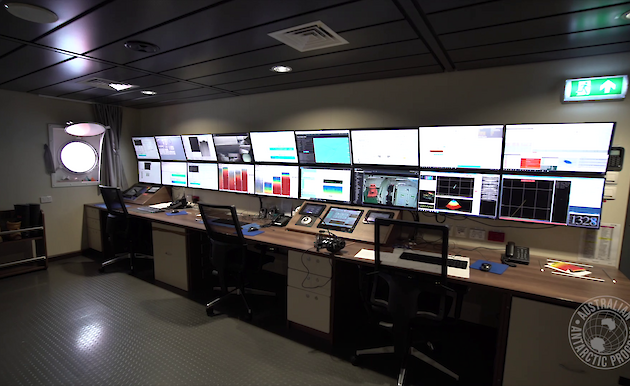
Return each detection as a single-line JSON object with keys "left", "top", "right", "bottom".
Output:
{"left": 350, "top": 355, "right": 360, "bottom": 366}
{"left": 206, "top": 307, "right": 214, "bottom": 316}
{"left": 98, "top": 267, "right": 104, "bottom": 273}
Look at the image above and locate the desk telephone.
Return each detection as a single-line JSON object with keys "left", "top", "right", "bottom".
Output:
{"left": 501, "top": 241, "right": 529, "bottom": 267}
{"left": 168, "top": 198, "right": 188, "bottom": 210}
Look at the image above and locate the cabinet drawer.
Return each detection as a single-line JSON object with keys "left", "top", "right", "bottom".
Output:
{"left": 288, "top": 250, "right": 332, "bottom": 278}
{"left": 85, "top": 207, "right": 100, "bottom": 220}
{"left": 86, "top": 217, "right": 100, "bottom": 230}
{"left": 287, "top": 286, "right": 331, "bottom": 333}
{"left": 152, "top": 224, "right": 188, "bottom": 291}
{"left": 87, "top": 228, "right": 102, "bottom": 252}
{"left": 287, "top": 268, "right": 331, "bottom": 296}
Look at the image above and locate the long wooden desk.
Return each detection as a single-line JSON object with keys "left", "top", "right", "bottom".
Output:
{"left": 85, "top": 203, "right": 630, "bottom": 385}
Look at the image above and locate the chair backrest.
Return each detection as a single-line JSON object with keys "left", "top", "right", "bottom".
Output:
{"left": 198, "top": 203, "right": 246, "bottom": 245}
{"left": 100, "top": 186, "right": 129, "bottom": 217}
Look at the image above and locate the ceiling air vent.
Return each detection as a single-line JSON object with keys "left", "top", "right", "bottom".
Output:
{"left": 78, "top": 78, "right": 138, "bottom": 91}
{"left": 268, "top": 21, "right": 349, "bottom": 52}
{"left": 124, "top": 40, "right": 160, "bottom": 53}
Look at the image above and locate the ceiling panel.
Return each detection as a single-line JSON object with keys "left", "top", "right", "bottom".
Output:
{"left": 120, "top": 88, "right": 223, "bottom": 107}
{"left": 131, "top": 93, "right": 234, "bottom": 109}
{"left": 90, "top": 81, "right": 201, "bottom": 103}
{"left": 0, "top": 39, "right": 23, "bottom": 58}
{"left": 33, "top": 67, "right": 150, "bottom": 95}
{"left": 0, "top": 46, "right": 72, "bottom": 84}
{"left": 60, "top": 87, "right": 116, "bottom": 101}
{"left": 415, "top": 0, "right": 494, "bottom": 14}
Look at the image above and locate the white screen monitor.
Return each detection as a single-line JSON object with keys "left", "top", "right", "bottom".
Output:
{"left": 187, "top": 162, "right": 218, "bottom": 190}
{"left": 419, "top": 125, "right": 504, "bottom": 170}
{"left": 161, "top": 161, "right": 187, "bottom": 186}
{"left": 499, "top": 175, "right": 605, "bottom": 228}
{"left": 155, "top": 135, "right": 187, "bottom": 161}
{"left": 138, "top": 161, "right": 161, "bottom": 184}
{"left": 182, "top": 134, "right": 217, "bottom": 161}
{"left": 254, "top": 165, "right": 299, "bottom": 198}
{"left": 418, "top": 171, "right": 500, "bottom": 219}
{"left": 250, "top": 131, "right": 298, "bottom": 163}
{"left": 295, "top": 130, "right": 352, "bottom": 164}
{"left": 214, "top": 134, "right": 254, "bottom": 163}
{"left": 503, "top": 123, "right": 614, "bottom": 174}
{"left": 353, "top": 168, "right": 419, "bottom": 210}
{"left": 351, "top": 129, "right": 419, "bottom": 166}
{"left": 300, "top": 167, "right": 352, "bottom": 203}
{"left": 132, "top": 137, "right": 160, "bottom": 160}
{"left": 218, "top": 163, "right": 255, "bottom": 194}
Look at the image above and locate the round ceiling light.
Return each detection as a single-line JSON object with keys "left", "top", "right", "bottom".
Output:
{"left": 65, "top": 122, "right": 106, "bottom": 137}
{"left": 4, "top": 2, "right": 58, "bottom": 23}
{"left": 623, "top": 10, "right": 630, "bottom": 20}
{"left": 124, "top": 41, "right": 160, "bottom": 53}
{"left": 141, "top": 90, "right": 157, "bottom": 95}
{"left": 271, "top": 65, "right": 292, "bottom": 73}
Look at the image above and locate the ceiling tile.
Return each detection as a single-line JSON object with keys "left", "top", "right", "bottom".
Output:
{"left": 131, "top": 93, "right": 234, "bottom": 109}
{"left": 34, "top": 67, "right": 150, "bottom": 95}
{"left": 0, "top": 39, "right": 23, "bottom": 58}
{"left": 120, "top": 88, "right": 222, "bottom": 107}
{"left": 0, "top": 46, "right": 72, "bottom": 84}
{"left": 416, "top": 0, "right": 493, "bottom": 14}
{"left": 90, "top": 81, "right": 200, "bottom": 103}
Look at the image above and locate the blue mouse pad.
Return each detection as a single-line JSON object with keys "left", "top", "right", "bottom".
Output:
{"left": 471, "top": 260, "right": 509, "bottom": 275}
{"left": 241, "top": 223, "right": 264, "bottom": 236}
{"left": 166, "top": 210, "right": 188, "bottom": 216}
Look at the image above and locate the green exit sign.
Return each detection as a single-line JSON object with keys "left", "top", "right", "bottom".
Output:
{"left": 564, "top": 75, "right": 628, "bottom": 102}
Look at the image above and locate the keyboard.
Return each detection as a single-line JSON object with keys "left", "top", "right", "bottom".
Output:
{"left": 134, "top": 206, "right": 162, "bottom": 213}
{"left": 400, "top": 252, "right": 469, "bottom": 269}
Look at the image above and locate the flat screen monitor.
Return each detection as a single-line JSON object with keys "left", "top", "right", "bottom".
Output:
{"left": 250, "top": 131, "right": 298, "bottom": 163}
{"left": 254, "top": 165, "right": 299, "bottom": 198}
{"left": 353, "top": 168, "right": 419, "bottom": 210}
{"left": 214, "top": 134, "right": 254, "bottom": 163}
{"left": 351, "top": 129, "right": 419, "bottom": 166}
{"left": 499, "top": 175, "right": 605, "bottom": 228}
{"left": 503, "top": 123, "right": 614, "bottom": 174}
{"left": 300, "top": 167, "right": 352, "bottom": 203}
{"left": 161, "top": 161, "right": 187, "bottom": 186}
{"left": 317, "top": 207, "right": 364, "bottom": 233}
{"left": 132, "top": 137, "right": 160, "bottom": 160}
{"left": 419, "top": 125, "right": 503, "bottom": 170}
{"left": 138, "top": 161, "right": 161, "bottom": 184}
{"left": 182, "top": 134, "right": 217, "bottom": 161}
{"left": 187, "top": 162, "right": 218, "bottom": 190}
{"left": 155, "top": 135, "right": 187, "bottom": 161}
{"left": 218, "top": 163, "right": 255, "bottom": 194}
{"left": 295, "top": 130, "right": 352, "bottom": 164}
{"left": 418, "top": 171, "right": 500, "bottom": 219}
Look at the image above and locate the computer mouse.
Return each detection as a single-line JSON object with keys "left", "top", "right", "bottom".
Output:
{"left": 171, "top": 210, "right": 179, "bottom": 213}
{"left": 248, "top": 226, "right": 258, "bottom": 232}
{"left": 480, "top": 263, "right": 492, "bottom": 272}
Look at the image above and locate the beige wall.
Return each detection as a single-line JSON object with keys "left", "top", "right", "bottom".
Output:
{"left": 139, "top": 52, "right": 630, "bottom": 266}
{"left": 0, "top": 90, "right": 140, "bottom": 256}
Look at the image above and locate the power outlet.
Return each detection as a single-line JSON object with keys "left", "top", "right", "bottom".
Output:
{"left": 40, "top": 196, "right": 52, "bottom": 203}
{"left": 455, "top": 226, "right": 467, "bottom": 238}
{"left": 469, "top": 228, "right": 486, "bottom": 240}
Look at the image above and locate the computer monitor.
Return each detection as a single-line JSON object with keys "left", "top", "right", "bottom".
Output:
{"left": 182, "top": 134, "right": 217, "bottom": 161}
{"left": 503, "top": 123, "right": 614, "bottom": 174}
{"left": 295, "top": 129, "right": 352, "bottom": 164}
{"left": 351, "top": 129, "right": 419, "bottom": 166}
{"left": 317, "top": 206, "right": 364, "bottom": 233}
{"left": 155, "top": 135, "right": 187, "bottom": 161}
{"left": 161, "top": 161, "right": 187, "bottom": 186}
{"left": 138, "top": 161, "right": 161, "bottom": 184}
{"left": 187, "top": 162, "right": 218, "bottom": 190}
{"left": 419, "top": 125, "right": 503, "bottom": 170}
{"left": 353, "top": 168, "right": 419, "bottom": 210}
{"left": 250, "top": 131, "right": 298, "bottom": 163}
{"left": 300, "top": 167, "right": 352, "bottom": 203}
{"left": 132, "top": 137, "right": 160, "bottom": 160}
{"left": 254, "top": 165, "right": 299, "bottom": 198}
{"left": 418, "top": 171, "right": 500, "bottom": 219}
{"left": 214, "top": 134, "right": 253, "bottom": 163}
{"left": 499, "top": 175, "right": 605, "bottom": 228}
{"left": 218, "top": 163, "right": 255, "bottom": 194}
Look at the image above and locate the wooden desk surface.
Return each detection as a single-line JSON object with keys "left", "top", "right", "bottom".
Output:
{"left": 87, "top": 203, "right": 630, "bottom": 307}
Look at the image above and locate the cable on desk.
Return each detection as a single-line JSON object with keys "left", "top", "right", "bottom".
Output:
{"left": 299, "top": 247, "right": 333, "bottom": 290}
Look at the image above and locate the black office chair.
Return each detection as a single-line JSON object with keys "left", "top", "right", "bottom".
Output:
{"left": 198, "top": 203, "right": 275, "bottom": 320}
{"left": 99, "top": 186, "right": 152, "bottom": 273}
{"left": 351, "top": 218, "right": 467, "bottom": 386}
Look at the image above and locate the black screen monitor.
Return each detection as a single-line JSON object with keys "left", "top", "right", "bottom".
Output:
{"left": 353, "top": 168, "right": 419, "bottom": 210}
{"left": 295, "top": 129, "right": 352, "bottom": 164}
{"left": 214, "top": 134, "right": 253, "bottom": 163}
{"left": 155, "top": 135, "right": 187, "bottom": 161}
{"left": 351, "top": 129, "right": 419, "bottom": 166}
{"left": 132, "top": 137, "right": 160, "bottom": 160}
{"left": 317, "top": 207, "right": 364, "bottom": 233}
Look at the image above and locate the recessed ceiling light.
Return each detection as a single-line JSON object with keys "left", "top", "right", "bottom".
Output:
{"left": 141, "top": 90, "right": 157, "bottom": 95}
{"left": 623, "top": 10, "right": 630, "bottom": 19}
{"left": 4, "top": 2, "right": 58, "bottom": 23}
{"left": 124, "top": 41, "right": 160, "bottom": 53}
{"left": 271, "top": 65, "right": 292, "bottom": 73}
{"left": 108, "top": 83, "right": 135, "bottom": 91}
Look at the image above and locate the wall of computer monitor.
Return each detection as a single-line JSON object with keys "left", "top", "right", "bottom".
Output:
{"left": 132, "top": 122, "right": 614, "bottom": 230}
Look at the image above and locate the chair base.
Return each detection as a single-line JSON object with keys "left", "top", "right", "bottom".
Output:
{"left": 99, "top": 253, "right": 152, "bottom": 273}
{"left": 206, "top": 287, "right": 276, "bottom": 320}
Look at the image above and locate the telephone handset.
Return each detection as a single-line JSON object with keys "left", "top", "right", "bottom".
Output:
{"left": 169, "top": 198, "right": 187, "bottom": 210}
{"left": 501, "top": 241, "right": 530, "bottom": 266}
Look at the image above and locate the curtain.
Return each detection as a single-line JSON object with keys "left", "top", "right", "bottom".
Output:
{"left": 94, "top": 104, "right": 128, "bottom": 190}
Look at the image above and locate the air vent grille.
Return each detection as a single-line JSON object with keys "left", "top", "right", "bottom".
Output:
{"left": 268, "top": 21, "right": 349, "bottom": 52}
{"left": 78, "top": 78, "right": 138, "bottom": 91}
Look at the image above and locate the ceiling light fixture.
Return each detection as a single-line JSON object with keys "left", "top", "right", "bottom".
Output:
{"left": 65, "top": 122, "right": 107, "bottom": 137}
{"left": 124, "top": 41, "right": 160, "bottom": 53}
{"left": 141, "top": 90, "right": 157, "bottom": 95}
{"left": 271, "top": 65, "right": 292, "bottom": 73}
{"left": 108, "top": 83, "right": 135, "bottom": 91}
{"left": 623, "top": 10, "right": 630, "bottom": 20}
{"left": 4, "top": 2, "right": 58, "bottom": 23}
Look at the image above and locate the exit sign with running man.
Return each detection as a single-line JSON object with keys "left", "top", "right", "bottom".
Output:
{"left": 564, "top": 75, "right": 628, "bottom": 102}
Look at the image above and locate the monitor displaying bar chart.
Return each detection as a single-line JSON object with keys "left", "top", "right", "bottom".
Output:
{"left": 161, "top": 161, "right": 187, "bottom": 186}
{"left": 218, "top": 164, "right": 255, "bottom": 194}
{"left": 300, "top": 167, "right": 352, "bottom": 203}
{"left": 254, "top": 165, "right": 298, "bottom": 198}
{"left": 250, "top": 131, "right": 298, "bottom": 163}
{"left": 187, "top": 162, "right": 218, "bottom": 190}
{"left": 182, "top": 134, "right": 217, "bottom": 161}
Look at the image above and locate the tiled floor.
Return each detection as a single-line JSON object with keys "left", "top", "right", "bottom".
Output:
{"left": 0, "top": 257, "right": 394, "bottom": 385}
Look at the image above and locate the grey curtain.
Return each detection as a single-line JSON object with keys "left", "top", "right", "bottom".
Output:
{"left": 94, "top": 104, "right": 128, "bottom": 190}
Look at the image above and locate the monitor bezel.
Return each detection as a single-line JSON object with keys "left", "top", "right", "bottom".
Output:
{"left": 353, "top": 167, "right": 420, "bottom": 211}
{"left": 294, "top": 129, "right": 353, "bottom": 165}
{"left": 299, "top": 166, "right": 353, "bottom": 204}
{"left": 249, "top": 131, "right": 299, "bottom": 164}
{"left": 253, "top": 164, "right": 300, "bottom": 198}
{"left": 155, "top": 135, "right": 187, "bottom": 161}
{"left": 213, "top": 133, "right": 255, "bottom": 164}
{"left": 132, "top": 136, "right": 161, "bottom": 160}
{"left": 137, "top": 160, "right": 162, "bottom": 185}
{"left": 160, "top": 161, "right": 188, "bottom": 187}
{"left": 217, "top": 163, "right": 256, "bottom": 194}
{"left": 181, "top": 133, "right": 218, "bottom": 162}
{"left": 349, "top": 127, "right": 419, "bottom": 167}
{"left": 317, "top": 206, "right": 364, "bottom": 233}
{"left": 186, "top": 162, "right": 219, "bottom": 190}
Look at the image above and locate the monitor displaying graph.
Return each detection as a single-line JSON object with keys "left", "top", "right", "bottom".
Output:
{"left": 182, "top": 134, "right": 217, "bottom": 161}
{"left": 155, "top": 135, "right": 187, "bottom": 161}
{"left": 300, "top": 167, "right": 352, "bottom": 203}
{"left": 254, "top": 165, "right": 298, "bottom": 198}
{"left": 351, "top": 129, "right": 418, "bottom": 166}
{"left": 161, "top": 161, "right": 187, "bottom": 186}
{"left": 138, "top": 161, "right": 161, "bottom": 184}
{"left": 218, "top": 163, "right": 255, "bottom": 194}
{"left": 419, "top": 125, "right": 503, "bottom": 170}
{"left": 250, "top": 131, "right": 298, "bottom": 163}
{"left": 418, "top": 171, "right": 500, "bottom": 218}
{"left": 132, "top": 137, "right": 160, "bottom": 160}
{"left": 353, "top": 168, "right": 419, "bottom": 210}
{"left": 295, "top": 130, "right": 351, "bottom": 164}
{"left": 187, "top": 162, "right": 218, "bottom": 190}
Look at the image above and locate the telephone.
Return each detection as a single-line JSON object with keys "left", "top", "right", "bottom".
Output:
{"left": 271, "top": 214, "right": 291, "bottom": 227}
{"left": 607, "top": 147, "right": 624, "bottom": 171}
{"left": 168, "top": 198, "right": 188, "bottom": 210}
{"left": 501, "top": 241, "right": 530, "bottom": 266}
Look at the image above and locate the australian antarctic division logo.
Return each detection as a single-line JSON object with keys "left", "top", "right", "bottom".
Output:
{"left": 568, "top": 296, "right": 630, "bottom": 369}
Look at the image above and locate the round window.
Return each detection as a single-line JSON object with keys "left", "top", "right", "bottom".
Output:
{"left": 60, "top": 141, "right": 97, "bottom": 173}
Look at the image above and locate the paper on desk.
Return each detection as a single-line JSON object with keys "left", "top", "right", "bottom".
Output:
{"left": 354, "top": 249, "right": 375, "bottom": 261}
{"left": 579, "top": 223, "right": 620, "bottom": 267}
{"left": 150, "top": 202, "right": 172, "bottom": 209}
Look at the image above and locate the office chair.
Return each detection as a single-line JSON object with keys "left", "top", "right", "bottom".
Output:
{"left": 99, "top": 186, "right": 152, "bottom": 273}
{"left": 198, "top": 203, "right": 275, "bottom": 320}
{"left": 351, "top": 218, "right": 467, "bottom": 386}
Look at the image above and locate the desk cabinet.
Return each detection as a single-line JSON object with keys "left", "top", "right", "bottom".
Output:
{"left": 85, "top": 207, "right": 102, "bottom": 252}
{"left": 287, "top": 251, "right": 332, "bottom": 334}
{"left": 152, "top": 223, "right": 188, "bottom": 291}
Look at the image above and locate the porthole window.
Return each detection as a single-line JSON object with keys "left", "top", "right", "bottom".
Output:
{"left": 60, "top": 141, "right": 97, "bottom": 173}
